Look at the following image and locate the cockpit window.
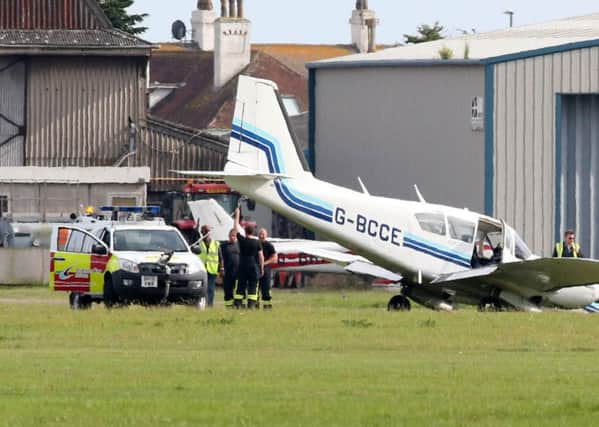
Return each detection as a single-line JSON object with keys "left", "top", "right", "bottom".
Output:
{"left": 447, "top": 216, "right": 475, "bottom": 243}
{"left": 415, "top": 213, "right": 446, "bottom": 236}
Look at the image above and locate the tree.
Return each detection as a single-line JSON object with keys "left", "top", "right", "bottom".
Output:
{"left": 404, "top": 22, "right": 444, "bottom": 44}
{"left": 99, "top": 0, "right": 148, "bottom": 35}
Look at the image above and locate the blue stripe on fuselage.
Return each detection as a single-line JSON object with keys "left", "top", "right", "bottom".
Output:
{"left": 404, "top": 233, "right": 471, "bottom": 268}
{"left": 231, "top": 123, "right": 332, "bottom": 222}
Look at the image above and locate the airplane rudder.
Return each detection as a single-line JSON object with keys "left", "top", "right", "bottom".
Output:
{"left": 228, "top": 75, "right": 307, "bottom": 177}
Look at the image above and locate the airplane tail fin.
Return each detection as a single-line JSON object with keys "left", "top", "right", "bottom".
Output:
{"left": 225, "top": 75, "right": 310, "bottom": 178}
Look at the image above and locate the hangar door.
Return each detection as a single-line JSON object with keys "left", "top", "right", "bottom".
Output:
{"left": 558, "top": 95, "right": 599, "bottom": 258}
{"left": 0, "top": 57, "right": 25, "bottom": 166}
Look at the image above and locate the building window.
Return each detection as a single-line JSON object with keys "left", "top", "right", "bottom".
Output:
{"left": 282, "top": 95, "right": 301, "bottom": 116}
{"left": 111, "top": 196, "right": 137, "bottom": 207}
{"left": 0, "top": 195, "right": 8, "bottom": 214}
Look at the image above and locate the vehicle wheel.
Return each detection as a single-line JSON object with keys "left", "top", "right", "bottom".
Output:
{"left": 387, "top": 295, "right": 411, "bottom": 311}
{"left": 69, "top": 292, "right": 82, "bottom": 310}
{"left": 103, "top": 276, "right": 117, "bottom": 308}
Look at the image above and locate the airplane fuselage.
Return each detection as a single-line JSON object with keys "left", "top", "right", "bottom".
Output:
{"left": 227, "top": 172, "right": 475, "bottom": 285}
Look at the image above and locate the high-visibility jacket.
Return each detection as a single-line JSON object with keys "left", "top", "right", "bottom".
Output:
{"left": 555, "top": 241, "right": 580, "bottom": 258}
{"left": 200, "top": 239, "right": 220, "bottom": 274}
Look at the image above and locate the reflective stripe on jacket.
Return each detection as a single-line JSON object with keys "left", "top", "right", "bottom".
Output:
{"left": 200, "top": 240, "right": 220, "bottom": 274}
{"left": 555, "top": 241, "right": 580, "bottom": 258}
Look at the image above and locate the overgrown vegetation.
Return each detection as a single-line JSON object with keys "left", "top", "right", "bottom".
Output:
{"left": 438, "top": 45, "right": 454, "bottom": 60}
{"left": 1, "top": 287, "right": 598, "bottom": 425}
{"left": 98, "top": 0, "right": 147, "bottom": 35}
{"left": 404, "top": 22, "right": 444, "bottom": 44}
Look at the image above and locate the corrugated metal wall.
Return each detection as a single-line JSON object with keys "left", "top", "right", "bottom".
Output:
{"left": 27, "top": 56, "right": 146, "bottom": 166}
{"left": 315, "top": 66, "right": 486, "bottom": 210}
{"left": 0, "top": 57, "right": 25, "bottom": 165}
{"left": 494, "top": 46, "right": 599, "bottom": 256}
{"left": 138, "top": 118, "right": 227, "bottom": 193}
{"left": 0, "top": 181, "right": 146, "bottom": 221}
{"left": 0, "top": 0, "right": 106, "bottom": 29}
{"left": 559, "top": 95, "right": 599, "bottom": 258}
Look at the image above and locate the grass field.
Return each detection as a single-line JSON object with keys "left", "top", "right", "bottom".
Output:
{"left": 1, "top": 285, "right": 599, "bottom": 426}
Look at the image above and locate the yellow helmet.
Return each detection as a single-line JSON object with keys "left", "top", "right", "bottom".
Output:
{"left": 85, "top": 206, "right": 95, "bottom": 215}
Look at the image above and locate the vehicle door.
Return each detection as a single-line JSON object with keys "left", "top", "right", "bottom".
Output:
{"left": 49, "top": 226, "right": 109, "bottom": 293}
{"left": 446, "top": 215, "right": 477, "bottom": 270}
{"left": 501, "top": 222, "right": 532, "bottom": 262}
{"left": 500, "top": 220, "right": 517, "bottom": 263}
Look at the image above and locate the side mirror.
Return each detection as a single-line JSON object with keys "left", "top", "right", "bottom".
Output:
{"left": 246, "top": 199, "right": 256, "bottom": 211}
{"left": 191, "top": 246, "right": 202, "bottom": 255}
{"left": 92, "top": 244, "right": 108, "bottom": 255}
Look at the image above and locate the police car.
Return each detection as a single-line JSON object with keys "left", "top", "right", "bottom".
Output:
{"left": 49, "top": 219, "right": 207, "bottom": 309}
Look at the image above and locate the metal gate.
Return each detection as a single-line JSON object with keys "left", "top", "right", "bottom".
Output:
{"left": 0, "top": 57, "right": 25, "bottom": 166}
{"left": 558, "top": 95, "right": 599, "bottom": 258}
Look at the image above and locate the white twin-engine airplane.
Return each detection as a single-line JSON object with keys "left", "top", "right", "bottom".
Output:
{"left": 177, "top": 75, "right": 599, "bottom": 312}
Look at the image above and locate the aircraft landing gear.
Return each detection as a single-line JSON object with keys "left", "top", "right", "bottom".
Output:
{"left": 387, "top": 295, "right": 411, "bottom": 311}
{"left": 478, "top": 297, "right": 505, "bottom": 312}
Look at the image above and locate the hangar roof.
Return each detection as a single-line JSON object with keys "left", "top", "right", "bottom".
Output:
{"left": 309, "top": 13, "right": 599, "bottom": 68}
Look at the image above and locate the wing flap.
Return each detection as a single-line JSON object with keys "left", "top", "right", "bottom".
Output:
{"left": 344, "top": 261, "right": 402, "bottom": 282}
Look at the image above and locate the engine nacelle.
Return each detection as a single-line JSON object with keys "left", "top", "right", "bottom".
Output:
{"left": 408, "top": 288, "right": 454, "bottom": 311}
{"left": 544, "top": 285, "right": 599, "bottom": 308}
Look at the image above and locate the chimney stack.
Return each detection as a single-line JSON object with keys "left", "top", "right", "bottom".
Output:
{"left": 214, "top": 0, "right": 251, "bottom": 89}
{"left": 350, "top": 1, "right": 378, "bottom": 53}
{"left": 191, "top": 0, "right": 216, "bottom": 51}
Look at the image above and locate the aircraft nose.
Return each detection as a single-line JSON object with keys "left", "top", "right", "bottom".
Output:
{"left": 591, "top": 284, "right": 599, "bottom": 301}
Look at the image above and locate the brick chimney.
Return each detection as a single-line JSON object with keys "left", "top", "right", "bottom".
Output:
{"left": 350, "top": 0, "right": 378, "bottom": 53}
{"left": 214, "top": 0, "right": 251, "bottom": 89}
{"left": 191, "top": 0, "right": 216, "bottom": 51}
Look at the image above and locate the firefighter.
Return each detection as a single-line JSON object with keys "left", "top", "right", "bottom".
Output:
{"left": 220, "top": 228, "right": 240, "bottom": 308}
{"left": 199, "top": 225, "right": 221, "bottom": 307}
{"left": 233, "top": 207, "right": 263, "bottom": 309}
{"left": 258, "top": 228, "right": 276, "bottom": 309}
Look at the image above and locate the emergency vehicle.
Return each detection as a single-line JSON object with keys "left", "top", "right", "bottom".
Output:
{"left": 49, "top": 212, "right": 207, "bottom": 309}
{"left": 160, "top": 181, "right": 255, "bottom": 243}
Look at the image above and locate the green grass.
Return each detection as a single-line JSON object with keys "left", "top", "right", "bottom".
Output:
{"left": 1, "top": 286, "right": 599, "bottom": 426}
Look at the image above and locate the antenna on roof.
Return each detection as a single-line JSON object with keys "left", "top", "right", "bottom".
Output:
{"left": 171, "top": 20, "right": 187, "bottom": 41}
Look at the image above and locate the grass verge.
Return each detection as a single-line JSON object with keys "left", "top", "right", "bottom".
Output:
{"left": 1, "top": 287, "right": 598, "bottom": 426}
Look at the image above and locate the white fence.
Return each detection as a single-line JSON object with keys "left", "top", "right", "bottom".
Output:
{"left": 0, "top": 248, "right": 49, "bottom": 285}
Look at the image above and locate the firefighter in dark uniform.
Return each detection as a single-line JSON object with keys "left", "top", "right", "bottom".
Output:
{"left": 258, "top": 228, "right": 276, "bottom": 309}
{"left": 234, "top": 208, "right": 263, "bottom": 309}
{"left": 553, "top": 229, "right": 583, "bottom": 258}
{"left": 220, "top": 228, "right": 240, "bottom": 308}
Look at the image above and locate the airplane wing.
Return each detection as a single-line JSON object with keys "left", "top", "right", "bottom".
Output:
{"left": 432, "top": 258, "right": 599, "bottom": 293}
{"left": 276, "top": 244, "right": 402, "bottom": 282}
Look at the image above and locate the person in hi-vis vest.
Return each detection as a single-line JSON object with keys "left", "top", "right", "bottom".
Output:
{"left": 199, "top": 225, "right": 221, "bottom": 307}
{"left": 553, "top": 229, "right": 583, "bottom": 258}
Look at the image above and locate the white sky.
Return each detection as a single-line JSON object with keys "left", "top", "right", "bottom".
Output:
{"left": 129, "top": 0, "right": 599, "bottom": 44}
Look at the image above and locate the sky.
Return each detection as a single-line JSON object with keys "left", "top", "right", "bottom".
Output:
{"left": 129, "top": 0, "right": 599, "bottom": 44}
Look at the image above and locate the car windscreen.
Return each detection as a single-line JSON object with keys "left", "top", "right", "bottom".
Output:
{"left": 113, "top": 229, "right": 188, "bottom": 252}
